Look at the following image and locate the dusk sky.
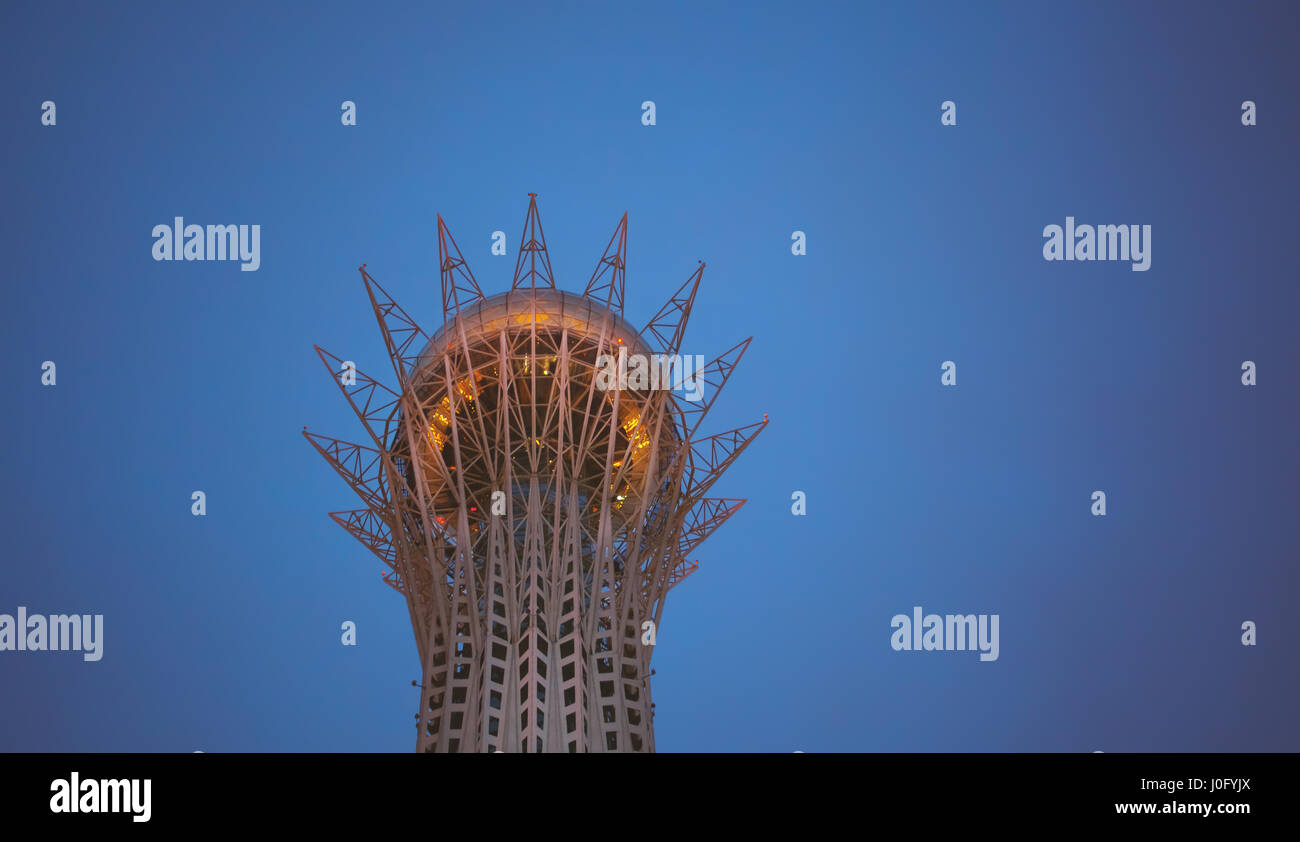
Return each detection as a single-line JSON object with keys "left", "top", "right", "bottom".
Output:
{"left": 2, "top": 1, "right": 1296, "bottom": 752}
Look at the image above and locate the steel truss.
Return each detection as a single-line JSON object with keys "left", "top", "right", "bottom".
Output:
{"left": 306, "top": 196, "right": 764, "bottom": 752}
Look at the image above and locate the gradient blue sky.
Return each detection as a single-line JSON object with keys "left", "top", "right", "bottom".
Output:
{"left": 2, "top": 1, "right": 1297, "bottom": 751}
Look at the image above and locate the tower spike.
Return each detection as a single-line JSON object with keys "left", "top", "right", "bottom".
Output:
{"left": 583, "top": 212, "right": 627, "bottom": 316}
{"left": 666, "top": 555, "right": 700, "bottom": 592}
{"left": 438, "top": 214, "right": 486, "bottom": 319}
{"left": 640, "top": 262, "right": 703, "bottom": 356}
{"left": 683, "top": 418, "right": 768, "bottom": 501}
{"left": 510, "top": 193, "right": 556, "bottom": 290}
{"left": 380, "top": 569, "right": 408, "bottom": 595}
{"left": 678, "top": 497, "right": 747, "bottom": 558}
{"left": 329, "top": 508, "right": 408, "bottom": 595}
{"left": 303, "top": 432, "right": 388, "bottom": 512}
{"left": 360, "top": 267, "right": 430, "bottom": 390}
{"left": 330, "top": 508, "right": 397, "bottom": 568}
{"left": 677, "top": 337, "right": 752, "bottom": 438}
{"left": 314, "top": 346, "right": 401, "bottom": 449}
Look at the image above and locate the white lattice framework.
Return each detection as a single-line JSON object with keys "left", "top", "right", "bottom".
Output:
{"left": 306, "top": 197, "right": 764, "bottom": 752}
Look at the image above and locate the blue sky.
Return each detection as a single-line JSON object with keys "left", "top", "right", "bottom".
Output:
{"left": 1, "top": 0, "right": 1297, "bottom": 751}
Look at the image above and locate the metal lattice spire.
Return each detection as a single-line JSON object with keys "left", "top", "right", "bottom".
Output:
{"left": 306, "top": 196, "right": 764, "bottom": 752}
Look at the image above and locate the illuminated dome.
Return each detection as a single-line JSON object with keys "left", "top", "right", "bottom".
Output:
{"left": 402, "top": 289, "right": 680, "bottom": 527}
{"left": 419, "top": 288, "right": 652, "bottom": 367}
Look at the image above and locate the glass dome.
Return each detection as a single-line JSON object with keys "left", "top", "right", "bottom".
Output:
{"left": 415, "top": 288, "right": 651, "bottom": 380}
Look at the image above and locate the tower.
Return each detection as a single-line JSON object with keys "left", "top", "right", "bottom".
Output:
{"left": 305, "top": 197, "right": 765, "bottom": 752}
